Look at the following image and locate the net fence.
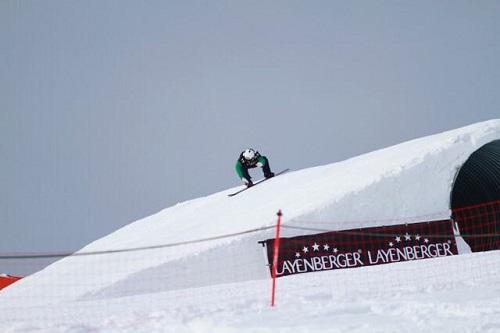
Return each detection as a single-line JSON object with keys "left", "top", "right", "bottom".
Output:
{"left": 0, "top": 201, "right": 499, "bottom": 328}
{"left": 452, "top": 200, "right": 500, "bottom": 251}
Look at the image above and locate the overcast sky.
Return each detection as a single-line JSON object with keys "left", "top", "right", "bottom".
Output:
{"left": 1, "top": 0, "right": 499, "bottom": 275}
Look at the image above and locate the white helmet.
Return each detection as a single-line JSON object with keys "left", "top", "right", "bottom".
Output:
{"left": 242, "top": 148, "right": 256, "bottom": 160}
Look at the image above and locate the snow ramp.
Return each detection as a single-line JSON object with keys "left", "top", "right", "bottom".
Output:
{"left": 1, "top": 120, "right": 499, "bottom": 307}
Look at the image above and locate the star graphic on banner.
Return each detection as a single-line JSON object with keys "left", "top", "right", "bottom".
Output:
{"left": 295, "top": 252, "right": 301, "bottom": 258}
{"left": 312, "top": 243, "right": 320, "bottom": 251}
{"left": 447, "top": 240, "right": 452, "bottom": 244}
{"left": 404, "top": 233, "right": 412, "bottom": 241}
{"left": 415, "top": 234, "right": 421, "bottom": 241}
{"left": 323, "top": 244, "right": 330, "bottom": 251}
{"left": 333, "top": 248, "right": 339, "bottom": 253}
{"left": 303, "top": 246, "right": 309, "bottom": 253}
{"left": 389, "top": 242, "right": 394, "bottom": 247}
{"left": 395, "top": 236, "right": 401, "bottom": 243}
{"left": 424, "top": 238, "right": 429, "bottom": 243}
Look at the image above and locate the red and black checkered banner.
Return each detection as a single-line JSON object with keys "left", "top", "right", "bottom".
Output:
{"left": 263, "top": 219, "right": 458, "bottom": 278}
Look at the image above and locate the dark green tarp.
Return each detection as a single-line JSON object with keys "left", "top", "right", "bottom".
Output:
{"left": 451, "top": 140, "right": 500, "bottom": 251}
{"left": 451, "top": 140, "right": 500, "bottom": 209}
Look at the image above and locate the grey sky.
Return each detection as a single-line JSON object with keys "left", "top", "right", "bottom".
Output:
{"left": 1, "top": 0, "right": 499, "bottom": 275}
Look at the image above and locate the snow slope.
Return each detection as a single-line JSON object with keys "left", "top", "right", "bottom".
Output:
{"left": 1, "top": 119, "right": 500, "bottom": 332}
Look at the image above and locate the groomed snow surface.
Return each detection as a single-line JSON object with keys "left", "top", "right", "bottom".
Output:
{"left": 4, "top": 251, "right": 500, "bottom": 333}
{"left": 1, "top": 120, "right": 500, "bottom": 332}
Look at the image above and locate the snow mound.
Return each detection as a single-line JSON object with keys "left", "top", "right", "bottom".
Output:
{"left": 1, "top": 120, "right": 500, "bottom": 332}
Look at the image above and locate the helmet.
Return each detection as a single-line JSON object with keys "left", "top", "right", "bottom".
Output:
{"left": 242, "top": 148, "right": 256, "bottom": 160}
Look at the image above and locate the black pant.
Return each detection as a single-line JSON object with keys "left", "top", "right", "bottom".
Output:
{"left": 242, "top": 157, "right": 272, "bottom": 180}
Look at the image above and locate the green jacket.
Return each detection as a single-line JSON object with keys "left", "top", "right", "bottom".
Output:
{"left": 235, "top": 155, "right": 268, "bottom": 180}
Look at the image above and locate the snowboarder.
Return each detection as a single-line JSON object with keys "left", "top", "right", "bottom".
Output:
{"left": 235, "top": 148, "right": 274, "bottom": 187}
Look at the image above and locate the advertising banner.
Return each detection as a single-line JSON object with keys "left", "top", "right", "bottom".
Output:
{"left": 0, "top": 275, "right": 22, "bottom": 290}
{"left": 263, "top": 220, "right": 457, "bottom": 277}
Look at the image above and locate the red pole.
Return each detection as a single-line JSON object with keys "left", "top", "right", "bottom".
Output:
{"left": 271, "top": 210, "right": 282, "bottom": 307}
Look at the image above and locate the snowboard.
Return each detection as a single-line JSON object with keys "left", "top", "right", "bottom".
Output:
{"left": 228, "top": 169, "right": 290, "bottom": 197}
